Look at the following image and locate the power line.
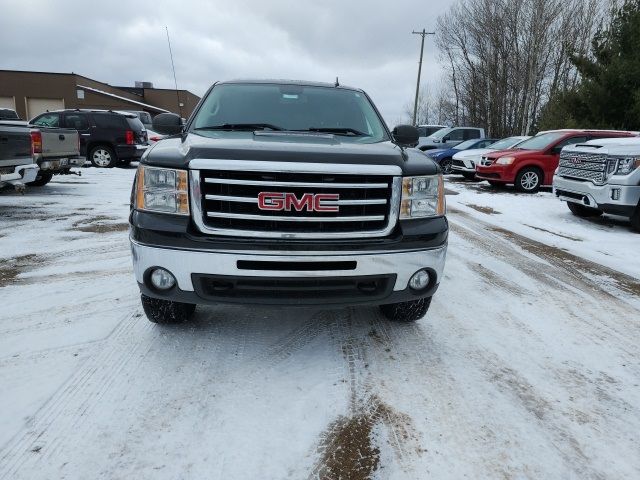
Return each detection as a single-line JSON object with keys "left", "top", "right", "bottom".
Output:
{"left": 412, "top": 29, "right": 436, "bottom": 126}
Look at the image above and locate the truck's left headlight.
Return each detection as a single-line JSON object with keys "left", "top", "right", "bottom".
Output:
{"left": 400, "top": 175, "right": 446, "bottom": 219}
{"left": 615, "top": 157, "right": 640, "bottom": 175}
{"left": 135, "top": 165, "right": 189, "bottom": 215}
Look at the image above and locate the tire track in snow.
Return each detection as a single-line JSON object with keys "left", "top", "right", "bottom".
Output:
{"left": 0, "top": 309, "right": 152, "bottom": 479}
{"left": 309, "top": 308, "right": 422, "bottom": 479}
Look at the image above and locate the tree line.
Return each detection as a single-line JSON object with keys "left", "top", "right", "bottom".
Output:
{"left": 411, "top": 0, "right": 640, "bottom": 136}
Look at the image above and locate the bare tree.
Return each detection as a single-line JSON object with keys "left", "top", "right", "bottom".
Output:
{"left": 434, "top": 0, "right": 605, "bottom": 136}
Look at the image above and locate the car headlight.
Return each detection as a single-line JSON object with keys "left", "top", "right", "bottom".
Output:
{"left": 400, "top": 175, "right": 446, "bottom": 219}
{"left": 135, "top": 165, "right": 189, "bottom": 215}
{"left": 614, "top": 157, "right": 640, "bottom": 175}
{"left": 495, "top": 156, "right": 516, "bottom": 165}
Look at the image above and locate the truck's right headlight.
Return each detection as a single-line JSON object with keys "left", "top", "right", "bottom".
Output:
{"left": 614, "top": 157, "right": 640, "bottom": 175}
{"left": 135, "top": 165, "right": 189, "bottom": 215}
{"left": 400, "top": 175, "right": 446, "bottom": 219}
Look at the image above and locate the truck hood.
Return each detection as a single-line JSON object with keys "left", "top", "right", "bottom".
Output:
{"left": 144, "top": 131, "right": 440, "bottom": 176}
{"left": 564, "top": 140, "right": 640, "bottom": 157}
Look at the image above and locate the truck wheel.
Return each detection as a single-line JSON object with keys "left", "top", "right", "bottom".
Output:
{"left": 462, "top": 172, "right": 476, "bottom": 181}
{"left": 567, "top": 201, "right": 603, "bottom": 218}
{"left": 379, "top": 297, "right": 432, "bottom": 322}
{"left": 631, "top": 203, "right": 640, "bottom": 232}
{"left": 26, "top": 172, "right": 53, "bottom": 187}
{"left": 515, "top": 167, "right": 542, "bottom": 193}
{"left": 141, "top": 294, "right": 196, "bottom": 324}
{"left": 89, "top": 145, "right": 117, "bottom": 168}
{"left": 440, "top": 158, "right": 453, "bottom": 174}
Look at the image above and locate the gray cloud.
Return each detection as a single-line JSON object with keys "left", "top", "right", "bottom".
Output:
{"left": 0, "top": 0, "right": 455, "bottom": 124}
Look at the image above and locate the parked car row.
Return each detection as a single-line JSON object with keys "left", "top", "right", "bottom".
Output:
{"left": 0, "top": 118, "right": 84, "bottom": 190}
{"left": 0, "top": 107, "right": 160, "bottom": 191}
{"left": 439, "top": 128, "right": 640, "bottom": 231}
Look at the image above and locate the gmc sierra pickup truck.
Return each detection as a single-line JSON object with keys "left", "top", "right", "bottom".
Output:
{"left": 130, "top": 80, "right": 448, "bottom": 324}
{"left": 554, "top": 137, "right": 640, "bottom": 232}
{"left": 0, "top": 121, "right": 38, "bottom": 190}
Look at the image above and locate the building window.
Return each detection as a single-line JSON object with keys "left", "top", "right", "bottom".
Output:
{"left": 77, "top": 89, "right": 85, "bottom": 99}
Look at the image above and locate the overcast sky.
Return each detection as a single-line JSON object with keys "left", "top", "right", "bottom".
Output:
{"left": 0, "top": 0, "right": 456, "bottom": 124}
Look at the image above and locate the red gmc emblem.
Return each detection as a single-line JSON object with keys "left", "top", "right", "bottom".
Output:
{"left": 258, "top": 192, "right": 340, "bottom": 212}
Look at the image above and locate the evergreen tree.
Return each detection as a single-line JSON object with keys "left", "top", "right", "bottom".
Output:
{"left": 539, "top": 0, "right": 640, "bottom": 130}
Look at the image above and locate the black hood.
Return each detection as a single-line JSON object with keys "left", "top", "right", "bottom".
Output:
{"left": 143, "top": 131, "right": 440, "bottom": 176}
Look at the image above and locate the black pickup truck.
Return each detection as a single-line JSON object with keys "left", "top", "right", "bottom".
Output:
{"left": 129, "top": 80, "right": 448, "bottom": 323}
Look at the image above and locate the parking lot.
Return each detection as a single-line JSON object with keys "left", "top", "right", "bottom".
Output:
{"left": 1, "top": 167, "right": 639, "bottom": 479}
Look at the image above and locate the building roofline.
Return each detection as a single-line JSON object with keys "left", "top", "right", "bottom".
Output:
{"left": 0, "top": 69, "right": 199, "bottom": 98}
{"left": 77, "top": 85, "right": 170, "bottom": 113}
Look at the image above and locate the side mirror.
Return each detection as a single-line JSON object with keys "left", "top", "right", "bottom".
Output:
{"left": 392, "top": 125, "right": 419, "bottom": 148}
{"left": 442, "top": 136, "right": 450, "bottom": 142}
{"left": 152, "top": 113, "right": 184, "bottom": 135}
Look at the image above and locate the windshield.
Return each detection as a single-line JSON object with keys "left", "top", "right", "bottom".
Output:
{"left": 454, "top": 139, "right": 479, "bottom": 150}
{"left": 516, "top": 132, "right": 565, "bottom": 150}
{"left": 430, "top": 128, "right": 452, "bottom": 140}
{"left": 489, "top": 137, "right": 523, "bottom": 150}
{"left": 191, "top": 83, "right": 389, "bottom": 142}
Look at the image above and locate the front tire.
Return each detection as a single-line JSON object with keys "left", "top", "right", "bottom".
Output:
{"left": 26, "top": 172, "right": 53, "bottom": 186}
{"left": 567, "top": 201, "right": 603, "bottom": 218}
{"left": 379, "top": 297, "right": 432, "bottom": 322}
{"left": 440, "top": 158, "right": 453, "bottom": 174}
{"left": 141, "top": 294, "right": 196, "bottom": 324}
{"left": 515, "top": 167, "right": 542, "bottom": 193}
{"left": 89, "top": 145, "right": 117, "bottom": 168}
{"left": 630, "top": 202, "right": 640, "bottom": 233}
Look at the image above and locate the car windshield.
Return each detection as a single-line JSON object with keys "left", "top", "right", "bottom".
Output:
{"left": 516, "top": 132, "right": 566, "bottom": 150}
{"left": 489, "top": 137, "right": 524, "bottom": 150}
{"left": 454, "top": 139, "right": 479, "bottom": 150}
{"left": 430, "top": 128, "right": 452, "bottom": 140}
{"left": 191, "top": 83, "right": 389, "bottom": 142}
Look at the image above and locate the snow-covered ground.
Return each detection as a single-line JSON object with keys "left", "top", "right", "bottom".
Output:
{"left": 0, "top": 168, "right": 639, "bottom": 479}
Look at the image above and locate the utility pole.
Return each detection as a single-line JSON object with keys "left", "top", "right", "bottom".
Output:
{"left": 412, "top": 29, "right": 435, "bottom": 126}
{"left": 165, "top": 26, "right": 183, "bottom": 118}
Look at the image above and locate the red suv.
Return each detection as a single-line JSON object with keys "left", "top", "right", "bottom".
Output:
{"left": 475, "top": 129, "right": 637, "bottom": 192}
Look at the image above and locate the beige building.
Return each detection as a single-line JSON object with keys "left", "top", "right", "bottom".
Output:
{"left": 0, "top": 70, "right": 200, "bottom": 120}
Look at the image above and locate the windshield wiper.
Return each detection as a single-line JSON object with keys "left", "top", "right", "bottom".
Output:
{"left": 300, "top": 127, "right": 368, "bottom": 136}
{"left": 194, "top": 123, "right": 283, "bottom": 131}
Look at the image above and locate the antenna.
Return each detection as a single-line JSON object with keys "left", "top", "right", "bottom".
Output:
{"left": 165, "top": 26, "right": 183, "bottom": 118}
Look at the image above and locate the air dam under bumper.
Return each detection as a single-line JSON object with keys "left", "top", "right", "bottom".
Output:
{"left": 554, "top": 176, "right": 640, "bottom": 216}
{"left": 131, "top": 239, "right": 447, "bottom": 306}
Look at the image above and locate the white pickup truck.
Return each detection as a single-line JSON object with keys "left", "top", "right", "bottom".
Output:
{"left": 554, "top": 137, "right": 640, "bottom": 232}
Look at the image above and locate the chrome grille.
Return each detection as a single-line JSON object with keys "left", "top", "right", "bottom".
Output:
{"left": 189, "top": 160, "right": 401, "bottom": 239}
{"left": 558, "top": 151, "right": 607, "bottom": 184}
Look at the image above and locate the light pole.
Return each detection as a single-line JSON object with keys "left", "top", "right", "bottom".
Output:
{"left": 412, "top": 29, "right": 436, "bottom": 126}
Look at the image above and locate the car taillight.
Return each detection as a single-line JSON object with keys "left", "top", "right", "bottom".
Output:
{"left": 30, "top": 130, "right": 42, "bottom": 155}
{"left": 125, "top": 130, "right": 135, "bottom": 145}
{"left": 150, "top": 136, "right": 162, "bottom": 142}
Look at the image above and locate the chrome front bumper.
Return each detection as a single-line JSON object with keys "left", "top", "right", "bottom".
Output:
{"left": 130, "top": 239, "right": 447, "bottom": 293}
{"left": 553, "top": 176, "right": 640, "bottom": 209}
